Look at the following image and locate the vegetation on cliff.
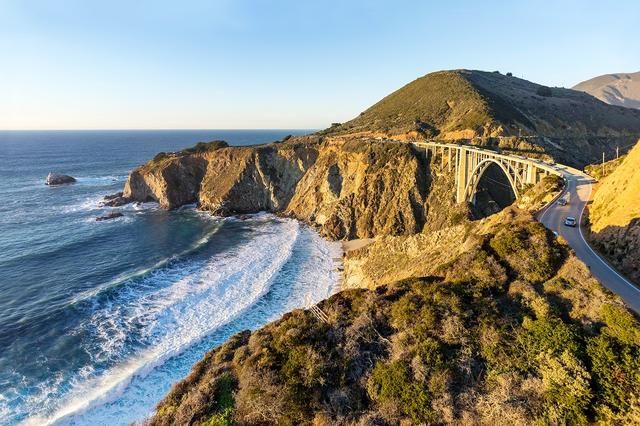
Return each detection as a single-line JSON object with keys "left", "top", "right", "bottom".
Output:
{"left": 147, "top": 210, "right": 640, "bottom": 425}
{"left": 589, "top": 140, "right": 640, "bottom": 284}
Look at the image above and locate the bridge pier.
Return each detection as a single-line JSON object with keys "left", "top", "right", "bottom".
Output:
{"left": 456, "top": 148, "right": 468, "bottom": 204}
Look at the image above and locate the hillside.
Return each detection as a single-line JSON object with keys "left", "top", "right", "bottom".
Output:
{"left": 149, "top": 209, "right": 640, "bottom": 425}
{"left": 589, "top": 139, "right": 640, "bottom": 283}
{"left": 325, "top": 70, "right": 640, "bottom": 167}
{"left": 574, "top": 71, "right": 640, "bottom": 109}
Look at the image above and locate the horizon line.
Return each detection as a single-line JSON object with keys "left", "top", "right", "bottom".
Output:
{"left": 0, "top": 128, "right": 320, "bottom": 132}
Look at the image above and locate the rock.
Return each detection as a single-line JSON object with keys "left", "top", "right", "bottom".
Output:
{"left": 96, "top": 212, "right": 124, "bottom": 221}
{"left": 101, "top": 192, "right": 131, "bottom": 207}
{"left": 103, "top": 192, "right": 123, "bottom": 200}
{"left": 45, "top": 172, "right": 76, "bottom": 185}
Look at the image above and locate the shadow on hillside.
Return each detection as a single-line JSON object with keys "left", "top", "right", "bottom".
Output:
{"left": 587, "top": 219, "right": 640, "bottom": 286}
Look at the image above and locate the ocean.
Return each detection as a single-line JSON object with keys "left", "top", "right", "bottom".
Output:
{"left": 0, "top": 130, "right": 342, "bottom": 425}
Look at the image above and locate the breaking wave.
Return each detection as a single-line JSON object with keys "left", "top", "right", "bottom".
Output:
{"left": 15, "top": 215, "right": 341, "bottom": 426}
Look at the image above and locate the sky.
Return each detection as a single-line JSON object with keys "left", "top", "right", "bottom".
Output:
{"left": 1, "top": 0, "right": 639, "bottom": 130}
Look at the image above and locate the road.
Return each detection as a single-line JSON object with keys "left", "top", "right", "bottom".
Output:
{"left": 537, "top": 166, "right": 640, "bottom": 314}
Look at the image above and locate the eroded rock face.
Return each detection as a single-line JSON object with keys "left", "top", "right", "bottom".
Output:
{"left": 45, "top": 173, "right": 76, "bottom": 185}
{"left": 120, "top": 138, "right": 452, "bottom": 239}
{"left": 285, "top": 139, "right": 432, "bottom": 239}
{"left": 123, "top": 155, "right": 208, "bottom": 209}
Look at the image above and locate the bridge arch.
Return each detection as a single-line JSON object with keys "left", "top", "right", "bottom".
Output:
{"left": 464, "top": 158, "right": 519, "bottom": 205}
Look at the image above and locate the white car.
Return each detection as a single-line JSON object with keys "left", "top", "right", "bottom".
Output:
{"left": 564, "top": 217, "right": 577, "bottom": 227}
{"left": 557, "top": 198, "right": 568, "bottom": 206}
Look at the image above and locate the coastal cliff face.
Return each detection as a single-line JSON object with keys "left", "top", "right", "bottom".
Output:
{"left": 121, "top": 138, "right": 457, "bottom": 239}
{"left": 589, "top": 140, "right": 640, "bottom": 284}
{"left": 123, "top": 155, "right": 208, "bottom": 209}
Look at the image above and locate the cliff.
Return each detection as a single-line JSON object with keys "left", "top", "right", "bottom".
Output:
{"left": 589, "top": 140, "right": 640, "bottom": 284}
{"left": 574, "top": 71, "right": 640, "bottom": 109}
{"left": 323, "top": 70, "right": 640, "bottom": 167}
{"left": 148, "top": 209, "right": 640, "bottom": 425}
{"left": 120, "top": 137, "right": 463, "bottom": 239}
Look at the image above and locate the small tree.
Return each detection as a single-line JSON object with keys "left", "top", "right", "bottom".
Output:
{"left": 537, "top": 86, "right": 553, "bottom": 97}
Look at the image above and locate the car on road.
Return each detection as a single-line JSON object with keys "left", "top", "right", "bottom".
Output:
{"left": 564, "top": 216, "right": 577, "bottom": 227}
{"left": 557, "top": 198, "right": 568, "bottom": 206}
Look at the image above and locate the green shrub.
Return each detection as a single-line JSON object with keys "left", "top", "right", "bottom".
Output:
{"left": 367, "top": 360, "right": 435, "bottom": 423}
{"left": 515, "top": 317, "right": 581, "bottom": 371}
{"left": 539, "top": 350, "right": 592, "bottom": 425}
{"left": 201, "top": 407, "right": 234, "bottom": 426}
{"left": 152, "top": 152, "right": 169, "bottom": 162}
{"left": 587, "top": 332, "right": 640, "bottom": 417}
{"left": 390, "top": 294, "right": 421, "bottom": 329}
{"left": 536, "top": 86, "right": 553, "bottom": 97}
{"left": 183, "top": 140, "right": 229, "bottom": 154}
{"left": 600, "top": 304, "right": 640, "bottom": 345}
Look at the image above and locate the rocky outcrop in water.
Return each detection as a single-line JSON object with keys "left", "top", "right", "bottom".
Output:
{"left": 45, "top": 173, "right": 76, "bottom": 185}
{"left": 96, "top": 212, "right": 124, "bottom": 221}
{"left": 120, "top": 137, "right": 461, "bottom": 239}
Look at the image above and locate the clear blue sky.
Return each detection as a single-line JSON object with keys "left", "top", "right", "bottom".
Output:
{"left": 2, "top": 0, "right": 638, "bottom": 130}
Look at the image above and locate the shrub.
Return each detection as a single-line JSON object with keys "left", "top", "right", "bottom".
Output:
{"left": 587, "top": 332, "right": 640, "bottom": 417}
{"left": 536, "top": 86, "right": 553, "bottom": 97}
{"left": 390, "top": 293, "right": 421, "bottom": 329}
{"left": 538, "top": 350, "right": 592, "bottom": 424}
{"left": 183, "top": 140, "right": 229, "bottom": 154}
{"left": 600, "top": 304, "right": 640, "bottom": 345}
{"left": 367, "top": 360, "right": 436, "bottom": 423}
{"left": 515, "top": 317, "right": 580, "bottom": 371}
{"left": 153, "top": 152, "right": 169, "bottom": 162}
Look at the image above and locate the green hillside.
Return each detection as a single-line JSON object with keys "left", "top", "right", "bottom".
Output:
{"left": 326, "top": 70, "right": 640, "bottom": 167}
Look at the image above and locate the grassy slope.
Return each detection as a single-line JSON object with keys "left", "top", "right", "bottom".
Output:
{"left": 325, "top": 70, "right": 640, "bottom": 167}
{"left": 326, "top": 71, "right": 501, "bottom": 137}
{"left": 148, "top": 210, "right": 640, "bottom": 426}
{"left": 590, "top": 141, "right": 640, "bottom": 232}
{"left": 588, "top": 141, "right": 640, "bottom": 284}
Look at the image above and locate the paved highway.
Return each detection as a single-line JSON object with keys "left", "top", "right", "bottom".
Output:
{"left": 537, "top": 166, "right": 640, "bottom": 314}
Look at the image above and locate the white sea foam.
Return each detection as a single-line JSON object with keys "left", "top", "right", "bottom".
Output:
{"left": 74, "top": 176, "right": 127, "bottom": 186}
{"left": 20, "top": 216, "right": 341, "bottom": 426}
{"left": 68, "top": 219, "right": 225, "bottom": 305}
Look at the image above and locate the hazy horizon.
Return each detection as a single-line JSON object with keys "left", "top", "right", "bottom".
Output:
{"left": 2, "top": 0, "right": 639, "bottom": 130}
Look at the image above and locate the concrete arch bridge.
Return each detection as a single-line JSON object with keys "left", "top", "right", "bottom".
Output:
{"left": 413, "top": 141, "right": 563, "bottom": 205}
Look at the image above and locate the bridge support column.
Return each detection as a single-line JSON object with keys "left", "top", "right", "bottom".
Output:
{"left": 526, "top": 163, "right": 537, "bottom": 185}
{"left": 456, "top": 148, "right": 468, "bottom": 203}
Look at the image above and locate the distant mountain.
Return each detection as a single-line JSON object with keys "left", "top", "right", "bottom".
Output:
{"left": 573, "top": 72, "right": 640, "bottom": 109}
{"left": 324, "top": 69, "right": 640, "bottom": 167}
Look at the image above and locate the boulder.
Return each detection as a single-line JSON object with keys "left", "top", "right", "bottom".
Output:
{"left": 101, "top": 192, "right": 131, "bottom": 207}
{"left": 45, "top": 172, "right": 76, "bottom": 185}
{"left": 96, "top": 212, "right": 124, "bottom": 222}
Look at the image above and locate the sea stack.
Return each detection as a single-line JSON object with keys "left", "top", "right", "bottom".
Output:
{"left": 45, "top": 172, "right": 76, "bottom": 185}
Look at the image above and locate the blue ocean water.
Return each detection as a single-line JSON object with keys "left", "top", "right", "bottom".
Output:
{"left": 0, "top": 130, "right": 341, "bottom": 425}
